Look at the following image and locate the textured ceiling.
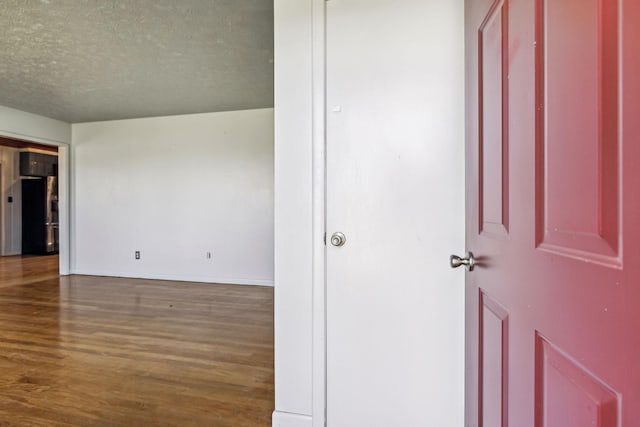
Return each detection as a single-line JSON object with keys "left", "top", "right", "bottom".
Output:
{"left": 0, "top": 0, "right": 273, "bottom": 123}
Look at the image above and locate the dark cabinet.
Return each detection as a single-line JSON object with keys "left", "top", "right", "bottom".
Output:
{"left": 19, "top": 152, "right": 58, "bottom": 177}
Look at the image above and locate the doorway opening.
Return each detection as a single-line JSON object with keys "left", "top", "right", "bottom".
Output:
{"left": 0, "top": 135, "right": 64, "bottom": 283}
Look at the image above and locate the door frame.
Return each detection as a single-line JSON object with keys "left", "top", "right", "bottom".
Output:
{"left": 310, "top": 1, "right": 327, "bottom": 426}
{"left": 0, "top": 131, "right": 71, "bottom": 276}
{"left": 273, "top": 1, "right": 327, "bottom": 424}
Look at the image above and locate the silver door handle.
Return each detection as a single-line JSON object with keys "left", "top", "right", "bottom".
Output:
{"left": 330, "top": 232, "right": 346, "bottom": 247}
{"left": 450, "top": 252, "right": 475, "bottom": 271}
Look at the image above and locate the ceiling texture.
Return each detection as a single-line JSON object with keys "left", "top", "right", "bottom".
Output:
{"left": 0, "top": 0, "right": 273, "bottom": 123}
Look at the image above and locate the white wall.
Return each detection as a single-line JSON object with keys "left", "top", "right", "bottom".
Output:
{"left": 71, "top": 108, "right": 274, "bottom": 286}
{"left": 273, "top": 0, "right": 316, "bottom": 424}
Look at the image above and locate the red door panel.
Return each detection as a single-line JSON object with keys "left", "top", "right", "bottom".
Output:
{"left": 465, "top": 0, "right": 640, "bottom": 425}
{"left": 478, "top": 0, "right": 509, "bottom": 239}
{"left": 478, "top": 0, "right": 509, "bottom": 237}
{"left": 480, "top": 293, "right": 509, "bottom": 427}
{"left": 535, "top": 0, "right": 620, "bottom": 263}
{"left": 535, "top": 334, "right": 618, "bottom": 427}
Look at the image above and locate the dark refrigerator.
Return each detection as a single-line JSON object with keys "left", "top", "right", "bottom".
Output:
{"left": 22, "top": 176, "right": 59, "bottom": 255}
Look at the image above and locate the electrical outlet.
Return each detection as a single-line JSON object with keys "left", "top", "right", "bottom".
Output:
{"left": 135, "top": 251, "right": 140, "bottom": 260}
{"left": 206, "top": 252, "right": 212, "bottom": 259}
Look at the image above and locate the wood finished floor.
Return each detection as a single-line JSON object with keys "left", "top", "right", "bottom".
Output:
{"left": 0, "top": 256, "right": 274, "bottom": 426}
{"left": 0, "top": 255, "right": 59, "bottom": 288}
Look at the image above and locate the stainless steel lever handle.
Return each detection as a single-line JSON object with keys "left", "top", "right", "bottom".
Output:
{"left": 450, "top": 252, "right": 475, "bottom": 271}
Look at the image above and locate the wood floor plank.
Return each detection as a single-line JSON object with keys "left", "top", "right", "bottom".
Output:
{"left": 0, "top": 256, "right": 274, "bottom": 426}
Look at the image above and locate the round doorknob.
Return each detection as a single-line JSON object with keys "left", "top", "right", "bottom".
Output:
{"left": 450, "top": 252, "right": 475, "bottom": 271}
{"left": 331, "top": 232, "right": 346, "bottom": 247}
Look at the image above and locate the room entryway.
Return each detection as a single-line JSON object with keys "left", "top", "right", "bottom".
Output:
{"left": 0, "top": 136, "right": 65, "bottom": 277}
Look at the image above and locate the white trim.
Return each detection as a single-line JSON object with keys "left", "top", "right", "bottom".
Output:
{"left": 0, "top": 130, "right": 68, "bottom": 146}
{"left": 57, "top": 145, "right": 70, "bottom": 275}
{"left": 311, "top": 1, "right": 327, "bottom": 427}
{"left": 272, "top": 411, "right": 313, "bottom": 427}
{"left": 69, "top": 270, "right": 274, "bottom": 287}
{"left": 69, "top": 132, "right": 77, "bottom": 274}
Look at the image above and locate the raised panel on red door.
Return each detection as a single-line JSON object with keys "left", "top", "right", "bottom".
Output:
{"left": 465, "top": 0, "right": 640, "bottom": 426}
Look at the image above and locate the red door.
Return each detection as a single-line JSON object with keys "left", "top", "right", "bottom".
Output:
{"left": 465, "top": 0, "right": 640, "bottom": 425}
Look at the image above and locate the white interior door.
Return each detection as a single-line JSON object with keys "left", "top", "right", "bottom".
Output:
{"left": 325, "top": 1, "right": 465, "bottom": 426}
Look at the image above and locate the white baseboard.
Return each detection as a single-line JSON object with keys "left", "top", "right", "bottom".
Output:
{"left": 69, "top": 269, "right": 274, "bottom": 287}
{"left": 272, "top": 411, "right": 312, "bottom": 427}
